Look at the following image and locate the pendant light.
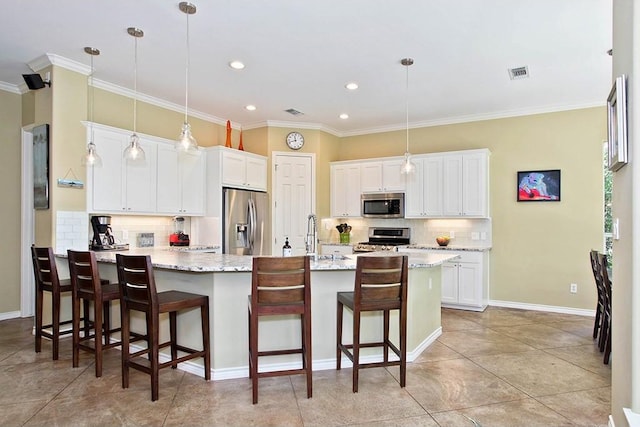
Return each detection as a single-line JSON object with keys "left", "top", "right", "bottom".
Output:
{"left": 400, "top": 57, "right": 415, "bottom": 175}
{"left": 123, "top": 27, "right": 146, "bottom": 163}
{"left": 177, "top": 2, "right": 198, "bottom": 152}
{"left": 82, "top": 47, "right": 102, "bottom": 167}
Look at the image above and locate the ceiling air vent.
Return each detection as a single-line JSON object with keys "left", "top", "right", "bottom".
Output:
{"left": 508, "top": 66, "right": 529, "bottom": 80}
{"left": 284, "top": 108, "right": 304, "bottom": 116}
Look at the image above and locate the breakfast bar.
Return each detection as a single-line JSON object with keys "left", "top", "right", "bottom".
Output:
{"left": 55, "top": 249, "right": 457, "bottom": 380}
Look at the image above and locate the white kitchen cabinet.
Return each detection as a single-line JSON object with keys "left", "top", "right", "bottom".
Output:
{"left": 360, "top": 159, "right": 405, "bottom": 193}
{"left": 330, "top": 163, "right": 361, "bottom": 217}
{"left": 320, "top": 244, "right": 354, "bottom": 255}
{"left": 156, "top": 145, "right": 205, "bottom": 215}
{"left": 221, "top": 148, "right": 267, "bottom": 191}
{"left": 442, "top": 150, "right": 489, "bottom": 217}
{"left": 405, "top": 156, "right": 443, "bottom": 217}
{"left": 88, "top": 127, "right": 157, "bottom": 214}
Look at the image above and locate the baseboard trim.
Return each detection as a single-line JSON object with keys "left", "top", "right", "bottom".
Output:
{"left": 0, "top": 311, "right": 22, "bottom": 321}
{"left": 489, "top": 299, "right": 596, "bottom": 317}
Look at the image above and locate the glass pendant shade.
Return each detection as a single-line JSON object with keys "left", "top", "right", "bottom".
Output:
{"left": 82, "top": 141, "right": 102, "bottom": 167}
{"left": 178, "top": 122, "right": 198, "bottom": 152}
{"left": 401, "top": 152, "right": 416, "bottom": 175}
{"left": 400, "top": 57, "right": 415, "bottom": 175}
{"left": 123, "top": 133, "right": 146, "bottom": 163}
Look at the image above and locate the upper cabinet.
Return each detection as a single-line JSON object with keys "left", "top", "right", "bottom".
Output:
{"left": 221, "top": 148, "right": 267, "bottom": 191}
{"left": 156, "top": 145, "right": 205, "bottom": 215}
{"left": 360, "top": 159, "right": 405, "bottom": 193}
{"left": 405, "top": 149, "right": 489, "bottom": 218}
{"left": 330, "top": 163, "right": 361, "bottom": 217}
{"left": 88, "top": 127, "right": 157, "bottom": 214}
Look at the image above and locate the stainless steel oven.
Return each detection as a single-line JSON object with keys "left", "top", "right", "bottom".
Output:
{"left": 361, "top": 193, "right": 404, "bottom": 218}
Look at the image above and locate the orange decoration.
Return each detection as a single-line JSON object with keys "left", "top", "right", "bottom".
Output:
{"left": 238, "top": 129, "right": 244, "bottom": 151}
{"left": 225, "top": 120, "right": 232, "bottom": 148}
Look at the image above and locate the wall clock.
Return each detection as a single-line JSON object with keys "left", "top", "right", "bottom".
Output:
{"left": 286, "top": 131, "right": 305, "bottom": 150}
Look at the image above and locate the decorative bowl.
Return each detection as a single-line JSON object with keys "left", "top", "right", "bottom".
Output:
{"left": 436, "top": 236, "right": 450, "bottom": 246}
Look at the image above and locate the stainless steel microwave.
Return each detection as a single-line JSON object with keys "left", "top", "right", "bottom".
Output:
{"left": 361, "top": 193, "right": 405, "bottom": 218}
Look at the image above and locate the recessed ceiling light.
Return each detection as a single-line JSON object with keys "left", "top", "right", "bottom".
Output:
{"left": 229, "top": 60, "right": 245, "bottom": 70}
{"left": 339, "top": 113, "right": 349, "bottom": 119}
{"left": 245, "top": 104, "right": 256, "bottom": 111}
{"left": 345, "top": 82, "right": 358, "bottom": 90}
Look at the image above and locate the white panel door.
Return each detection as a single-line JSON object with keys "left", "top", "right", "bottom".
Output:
{"left": 273, "top": 153, "right": 314, "bottom": 255}
{"left": 462, "top": 152, "right": 488, "bottom": 216}
{"left": 179, "top": 150, "right": 205, "bottom": 214}
{"left": 91, "top": 129, "right": 125, "bottom": 212}
{"left": 457, "top": 262, "right": 482, "bottom": 306}
{"left": 441, "top": 262, "right": 459, "bottom": 304}
{"left": 424, "top": 156, "right": 444, "bottom": 216}
{"left": 124, "top": 138, "right": 157, "bottom": 213}
{"left": 443, "top": 155, "right": 463, "bottom": 216}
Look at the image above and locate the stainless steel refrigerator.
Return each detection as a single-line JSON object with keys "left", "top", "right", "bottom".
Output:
{"left": 223, "top": 188, "right": 269, "bottom": 255}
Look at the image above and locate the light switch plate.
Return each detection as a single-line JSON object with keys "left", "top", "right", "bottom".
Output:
{"left": 613, "top": 218, "right": 620, "bottom": 240}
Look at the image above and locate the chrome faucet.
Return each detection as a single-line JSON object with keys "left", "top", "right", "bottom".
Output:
{"left": 305, "top": 214, "right": 318, "bottom": 257}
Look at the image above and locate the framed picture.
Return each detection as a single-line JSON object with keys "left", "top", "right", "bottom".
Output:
{"left": 607, "top": 75, "right": 628, "bottom": 171}
{"left": 33, "top": 124, "right": 49, "bottom": 210}
{"left": 517, "top": 169, "right": 561, "bottom": 202}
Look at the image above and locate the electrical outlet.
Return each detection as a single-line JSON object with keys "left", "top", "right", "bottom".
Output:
{"left": 480, "top": 232, "right": 487, "bottom": 240}
{"left": 570, "top": 283, "right": 577, "bottom": 294}
{"left": 449, "top": 231, "right": 455, "bottom": 239}
{"left": 428, "top": 278, "right": 432, "bottom": 290}
{"left": 471, "top": 232, "right": 480, "bottom": 240}
{"left": 122, "top": 230, "right": 129, "bottom": 240}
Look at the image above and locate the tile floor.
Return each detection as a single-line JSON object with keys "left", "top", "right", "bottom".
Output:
{"left": 0, "top": 307, "right": 610, "bottom": 426}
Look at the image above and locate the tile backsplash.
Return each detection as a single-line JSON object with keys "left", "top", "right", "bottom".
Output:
{"left": 55, "top": 211, "right": 90, "bottom": 254}
{"left": 108, "top": 215, "right": 183, "bottom": 248}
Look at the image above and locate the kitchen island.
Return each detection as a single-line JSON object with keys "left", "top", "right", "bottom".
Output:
{"left": 55, "top": 248, "right": 457, "bottom": 380}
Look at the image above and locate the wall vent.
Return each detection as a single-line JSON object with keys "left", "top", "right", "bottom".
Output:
{"left": 284, "top": 108, "right": 304, "bottom": 116}
{"left": 508, "top": 66, "right": 529, "bottom": 80}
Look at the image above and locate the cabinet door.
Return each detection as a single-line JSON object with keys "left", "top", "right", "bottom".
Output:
{"left": 443, "top": 155, "right": 463, "bottom": 216}
{"left": 462, "top": 152, "right": 488, "bottom": 216}
{"left": 156, "top": 146, "right": 181, "bottom": 214}
{"left": 331, "top": 164, "right": 361, "bottom": 217}
{"left": 381, "top": 160, "right": 405, "bottom": 191}
{"left": 360, "top": 162, "right": 383, "bottom": 192}
{"left": 91, "top": 130, "right": 125, "bottom": 212}
{"left": 404, "top": 158, "right": 424, "bottom": 218}
{"left": 179, "top": 151, "right": 205, "bottom": 214}
{"left": 221, "top": 150, "right": 247, "bottom": 188}
{"left": 441, "top": 262, "right": 459, "bottom": 304}
{"left": 457, "top": 262, "right": 483, "bottom": 306}
{"left": 124, "top": 138, "right": 157, "bottom": 213}
{"left": 423, "top": 156, "right": 444, "bottom": 216}
{"left": 245, "top": 155, "right": 267, "bottom": 191}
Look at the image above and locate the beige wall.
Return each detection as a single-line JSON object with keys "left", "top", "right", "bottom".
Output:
{"left": 340, "top": 108, "right": 606, "bottom": 310}
{"left": 0, "top": 90, "right": 23, "bottom": 313}
{"left": 610, "top": 0, "right": 638, "bottom": 425}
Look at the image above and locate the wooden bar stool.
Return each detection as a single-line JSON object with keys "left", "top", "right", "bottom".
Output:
{"left": 600, "top": 253, "right": 612, "bottom": 365}
{"left": 248, "top": 256, "right": 312, "bottom": 404}
{"left": 31, "top": 246, "right": 92, "bottom": 360}
{"left": 337, "top": 255, "right": 408, "bottom": 393}
{"left": 67, "top": 250, "right": 124, "bottom": 377}
{"left": 115, "top": 254, "right": 210, "bottom": 401}
{"left": 589, "top": 250, "right": 606, "bottom": 341}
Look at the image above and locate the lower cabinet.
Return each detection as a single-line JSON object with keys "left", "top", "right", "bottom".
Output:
{"left": 441, "top": 251, "right": 488, "bottom": 311}
{"left": 320, "top": 244, "right": 354, "bottom": 255}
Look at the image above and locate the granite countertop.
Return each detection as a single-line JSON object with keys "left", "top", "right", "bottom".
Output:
{"left": 57, "top": 247, "right": 459, "bottom": 273}
{"left": 401, "top": 244, "right": 492, "bottom": 252}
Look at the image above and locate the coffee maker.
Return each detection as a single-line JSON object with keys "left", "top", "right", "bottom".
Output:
{"left": 90, "top": 215, "right": 128, "bottom": 251}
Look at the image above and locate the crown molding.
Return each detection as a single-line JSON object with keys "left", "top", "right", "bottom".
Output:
{"left": 28, "top": 53, "right": 91, "bottom": 75}
{"left": 0, "top": 81, "right": 22, "bottom": 95}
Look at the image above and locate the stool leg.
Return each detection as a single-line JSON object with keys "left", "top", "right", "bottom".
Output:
{"left": 103, "top": 301, "right": 111, "bottom": 345}
{"left": 52, "top": 288, "right": 61, "bottom": 360}
{"left": 150, "top": 312, "right": 160, "bottom": 402}
{"left": 400, "top": 306, "right": 407, "bottom": 388}
{"left": 72, "top": 293, "right": 81, "bottom": 368}
{"left": 336, "top": 300, "right": 343, "bottom": 370}
{"left": 250, "top": 309, "right": 259, "bottom": 404}
{"left": 352, "top": 309, "right": 360, "bottom": 393}
{"left": 94, "top": 297, "right": 103, "bottom": 378}
{"left": 82, "top": 299, "right": 90, "bottom": 339}
{"left": 121, "top": 304, "right": 130, "bottom": 390}
{"left": 35, "top": 287, "right": 43, "bottom": 354}
{"left": 201, "top": 301, "right": 211, "bottom": 381}
{"left": 247, "top": 307, "right": 252, "bottom": 379}
{"left": 304, "top": 312, "right": 312, "bottom": 399}
{"left": 170, "top": 311, "right": 178, "bottom": 369}
{"left": 383, "top": 309, "right": 390, "bottom": 364}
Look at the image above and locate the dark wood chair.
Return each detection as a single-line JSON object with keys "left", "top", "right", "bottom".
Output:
{"left": 31, "top": 246, "right": 92, "bottom": 360}
{"left": 67, "top": 250, "right": 123, "bottom": 377}
{"left": 337, "top": 255, "right": 408, "bottom": 393}
{"left": 248, "top": 255, "right": 312, "bottom": 404}
{"left": 600, "top": 253, "right": 612, "bottom": 365}
{"left": 115, "top": 254, "right": 211, "bottom": 401}
{"left": 589, "top": 250, "right": 606, "bottom": 341}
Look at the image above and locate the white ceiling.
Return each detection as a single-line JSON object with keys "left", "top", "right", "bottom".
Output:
{"left": 0, "top": 0, "right": 612, "bottom": 136}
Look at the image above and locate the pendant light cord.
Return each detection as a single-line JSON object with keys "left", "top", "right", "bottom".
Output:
{"left": 405, "top": 61, "right": 409, "bottom": 153}
{"left": 133, "top": 35, "right": 138, "bottom": 134}
{"left": 89, "top": 54, "right": 95, "bottom": 142}
{"left": 184, "top": 11, "right": 190, "bottom": 124}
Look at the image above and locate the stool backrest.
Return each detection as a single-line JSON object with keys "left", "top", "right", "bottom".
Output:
{"left": 31, "top": 246, "right": 60, "bottom": 290}
{"left": 251, "top": 256, "right": 310, "bottom": 305}
{"left": 600, "top": 253, "right": 612, "bottom": 298}
{"left": 116, "top": 254, "right": 158, "bottom": 310}
{"left": 355, "top": 255, "right": 408, "bottom": 305}
{"left": 68, "top": 250, "right": 102, "bottom": 297}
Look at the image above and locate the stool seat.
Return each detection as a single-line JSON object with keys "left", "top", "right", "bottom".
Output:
{"left": 337, "top": 255, "right": 408, "bottom": 393}
{"left": 116, "top": 254, "right": 210, "bottom": 401}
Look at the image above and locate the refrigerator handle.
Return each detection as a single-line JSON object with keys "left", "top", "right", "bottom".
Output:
{"left": 247, "top": 198, "right": 257, "bottom": 251}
